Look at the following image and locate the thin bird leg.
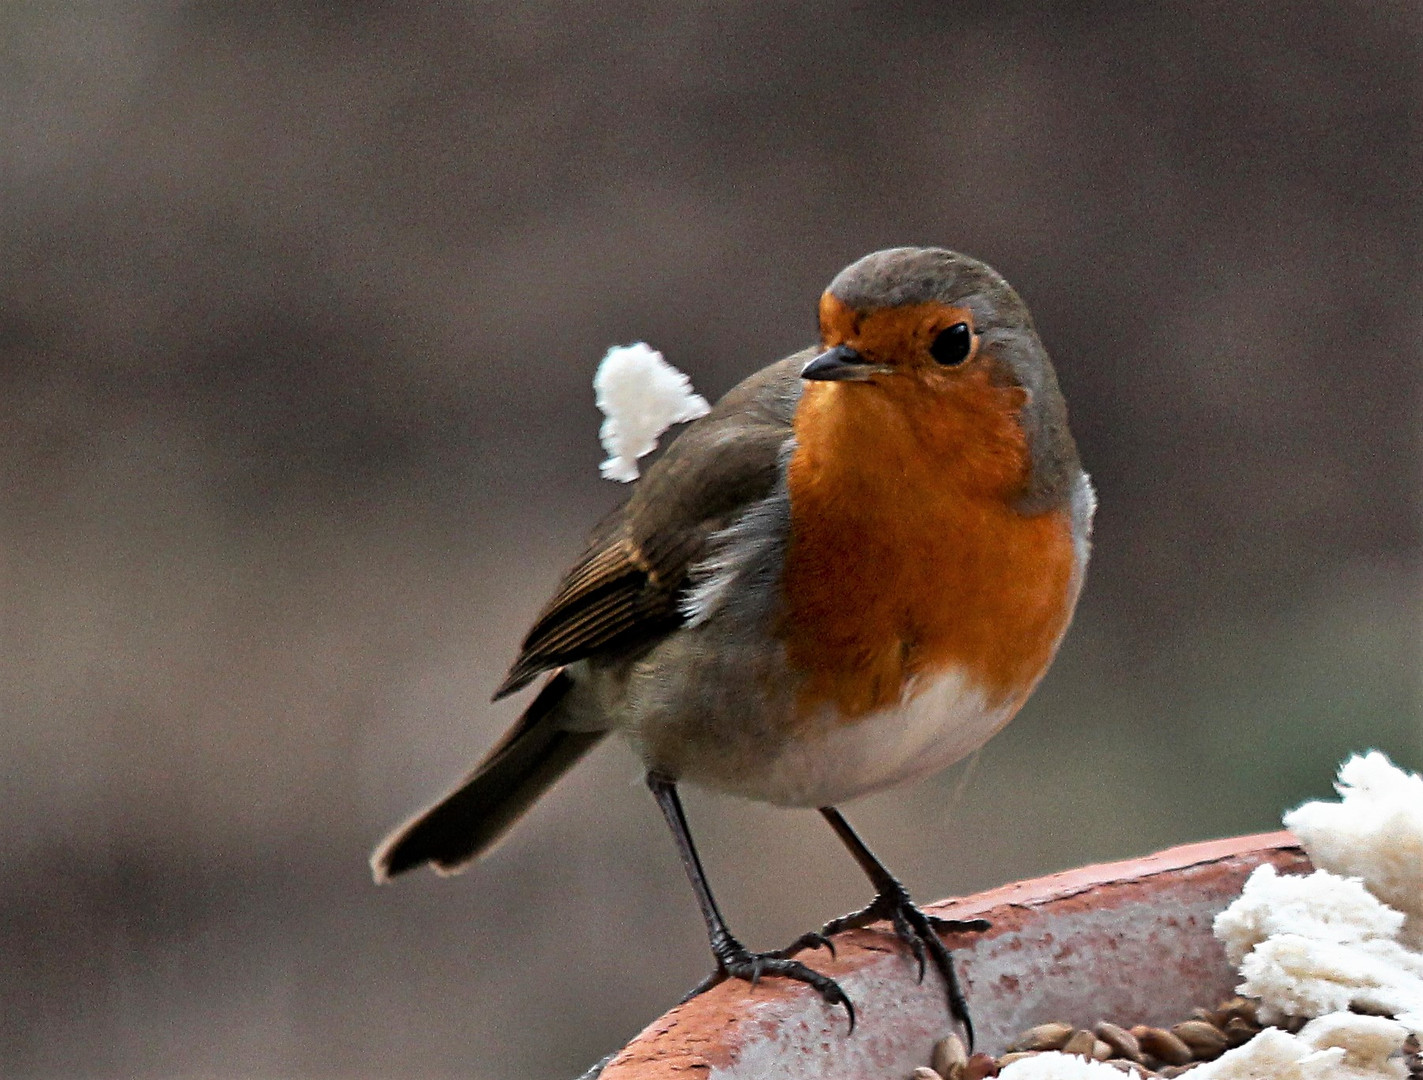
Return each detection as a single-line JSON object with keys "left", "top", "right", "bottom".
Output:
{"left": 645, "top": 773, "right": 856, "bottom": 1032}
{"left": 810, "top": 806, "right": 990, "bottom": 1048}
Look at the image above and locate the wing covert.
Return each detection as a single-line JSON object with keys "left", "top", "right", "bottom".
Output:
{"left": 492, "top": 351, "right": 810, "bottom": 699}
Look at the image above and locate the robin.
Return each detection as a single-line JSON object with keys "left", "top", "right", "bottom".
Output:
{"left": 371, "top": 247, "right": 1095, "bottom": 1043}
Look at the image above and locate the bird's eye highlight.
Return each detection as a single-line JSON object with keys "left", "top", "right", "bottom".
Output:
{"left": 930, "top": 323, "right": 973, "bottom": 366}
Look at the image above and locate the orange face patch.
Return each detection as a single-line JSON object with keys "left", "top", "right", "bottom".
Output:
{"left": 781, "top": 305, "right": 1077, "bottom": 724}
{"left": 818, "top": 293, "right": 978, "bottom": 372}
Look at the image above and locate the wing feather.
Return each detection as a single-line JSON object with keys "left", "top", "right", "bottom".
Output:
{"left": 492, "top": 351, "right": 810, "bottom": 700}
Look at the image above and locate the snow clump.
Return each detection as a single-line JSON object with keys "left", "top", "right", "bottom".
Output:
{"left": 1214, "top": 863, "right": 1405, "bottom": 968}
{"left": 1284, "top": 750, "right": 1423, "bottom": 950}
{"left": 1190, "top": 1013, "right": 1410, "bottom": 1080}
{"left": 996, "top": 1051, "right": 1124, "bottom": 1078}
{"left": 593, "top": 343, "right": 710, "bottom": 482}
{"left": 1213, "top": 752, "right": 1423, "bottom": 1035}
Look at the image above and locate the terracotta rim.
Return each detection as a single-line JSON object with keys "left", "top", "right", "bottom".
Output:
{"left": 597, "top": 831, "right": 1307, "bottom": 1080}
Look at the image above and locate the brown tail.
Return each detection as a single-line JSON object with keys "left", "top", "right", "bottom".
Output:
{"left": 371, "top": 671, "right": 605, "bottom": 882}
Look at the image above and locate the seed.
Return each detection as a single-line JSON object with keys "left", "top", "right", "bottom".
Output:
{"left": 1133, "top": 1026, "right": 1193, "bottom": 1067}
{"left": 956, "top": 998, "right": 1290, "bottom": 1080}
{"left": 1171, "top": 1020, "right": 1228, "bottom": 1061}
{"left": 1006, "top": 1022, "right": 1074, "bottom": 1053}
{"left": 1095, "top": 1022, "right": 1143, "bottom": 1063}
{"left": 932, "top": 1034, "right": 969, "bottom": 1078}
{"left": 1222, "top": 1017, "right": 1258, "bottom": 1047}
{"left": 1218, "top": 997, "right": 1260, "bottom": 1025}
{"left": 1062, "top": 1029, "right": 1097, "bottom": 1058}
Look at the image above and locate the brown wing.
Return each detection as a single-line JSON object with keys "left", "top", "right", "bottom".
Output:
{"left": 492, "top": 350, "right": 811, "bottom": 700}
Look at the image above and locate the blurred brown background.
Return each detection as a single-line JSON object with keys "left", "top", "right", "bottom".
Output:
{"left": 1, "top": 3, "right": 1419, "bottom": 1078}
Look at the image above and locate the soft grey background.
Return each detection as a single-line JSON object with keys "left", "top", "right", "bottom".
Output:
{"left": 2, "top": 3, "right": 1419, "bottom": 1078}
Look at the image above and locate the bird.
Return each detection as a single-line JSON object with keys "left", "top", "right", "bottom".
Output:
{"left": 371, "top": 246, "right": 1095, "bottom": 1044}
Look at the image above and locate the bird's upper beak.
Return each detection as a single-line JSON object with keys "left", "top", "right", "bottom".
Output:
{"left": 800, "top": 345, "right": 881, "bottom": 382}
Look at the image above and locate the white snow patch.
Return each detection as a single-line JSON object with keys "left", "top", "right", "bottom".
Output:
{"left": 1285, "top": 751, "right": 1423, "bottom": 950}
{"left": 1189, "top": 1024, "right": 1346, "bottom": 1079}
{"left": 1214, "top": 863, "right": 1405, "bottom": 968}
{"left": 1237, "top": 933, "right": 1423, "bottom": 1033}
{"left": 1211, "top": 752, "right": 1423, "bottom": 1041}
{"left": 996, "top": 1051, "right": 1123, "bottom": 1078}
{"left": 1298, "top": 1013, "right": 1411, "bottom": 1079}
{"left": 1191, "top": 1014, "right": 1410, "bottom": 1080}
{"left": 593, "top": 343, "right": 709, "bottom": 482}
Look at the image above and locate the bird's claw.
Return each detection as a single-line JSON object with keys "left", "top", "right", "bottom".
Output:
{"left": 811, "top": 884, "right": 989, "bottom": 1048}
{"left": 926, "top": 913, "right": 992, "bottom": 935}
{"left": 683, "top": 937, "right": 857, "bottom": 1033}
{"left": 888, "top": 902, "right": 928, "bottom": 981}
{"left": 775, "top": 929, "right": 836, "bottom": 959}
{"left": 678, "top": 903, "right": 985, "bottom": 1042}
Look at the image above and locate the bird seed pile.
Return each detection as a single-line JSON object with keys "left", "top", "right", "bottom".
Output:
{"left": 909, "top": 995, "right": 1423, "bottom": 1078}
{"left": 905, "top": 752, "right": 1423, "bottom": 1078}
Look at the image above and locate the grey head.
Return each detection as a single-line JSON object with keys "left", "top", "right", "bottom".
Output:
{"left": 824, "top": 246, "right": 1083, "bottom": 516}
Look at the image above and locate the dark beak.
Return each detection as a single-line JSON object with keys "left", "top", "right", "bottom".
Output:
{"left": 801, "top": 345, "right": 875, "bottom": 381}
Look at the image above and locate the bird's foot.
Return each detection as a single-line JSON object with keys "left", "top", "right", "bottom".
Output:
{"left": 816, "top": 883, "right": 989, "bottom": 1046}
{"left": 681, "top": 933, "right": 856, "bottom": 1033}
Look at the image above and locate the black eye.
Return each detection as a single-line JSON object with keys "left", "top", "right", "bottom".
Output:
{"left": 930, "top": 323, "right": 973, "bottom": 366}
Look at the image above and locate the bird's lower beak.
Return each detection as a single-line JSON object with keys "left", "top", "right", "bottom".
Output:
{"left": 800, "top": 345, "right": 881, "bottom": 381}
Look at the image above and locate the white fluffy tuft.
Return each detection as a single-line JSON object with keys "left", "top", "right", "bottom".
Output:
{"left": 593, "top": 343, "right": 710, "bottom": 482}
{"left": 1191, "top": 1014, "right": 1410, "bottom": 1079}
{"left": 1284, "top": 751, "right": 1423, "bottom": 949}
{"left": 996, "top": 1051, "right": 1124, "bottom": 1079}
{"left": 1298, "top": 1013, "right": 1411, "bottom": 1079}
{"left": 1237, "top": 934, "right": 1423, "bottom": 1031}
{"left": 1189, "top": 1025, "right": 1346, "bottom": 1079}
{"left": 1214, "top": 863, "right": 1405, "bottom": 968}
{"left": 1211, "top": 753, "right": 1423, "bottom": 1042}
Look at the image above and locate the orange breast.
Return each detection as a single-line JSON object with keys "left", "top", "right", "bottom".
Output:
{"left": 781, "top": 371, "right": 1078, "bottom": 722}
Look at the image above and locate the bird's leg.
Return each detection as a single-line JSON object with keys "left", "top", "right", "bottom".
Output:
{"left": 645, "top": 773, "right": 855, "bottom": 1032}
{"left": 803, "top": 806, "right": 991, "bottom": 1048}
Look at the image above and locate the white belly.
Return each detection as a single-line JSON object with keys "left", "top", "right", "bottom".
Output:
{"left": 750, "top": 666, "right": 1016, "bottom": 807}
